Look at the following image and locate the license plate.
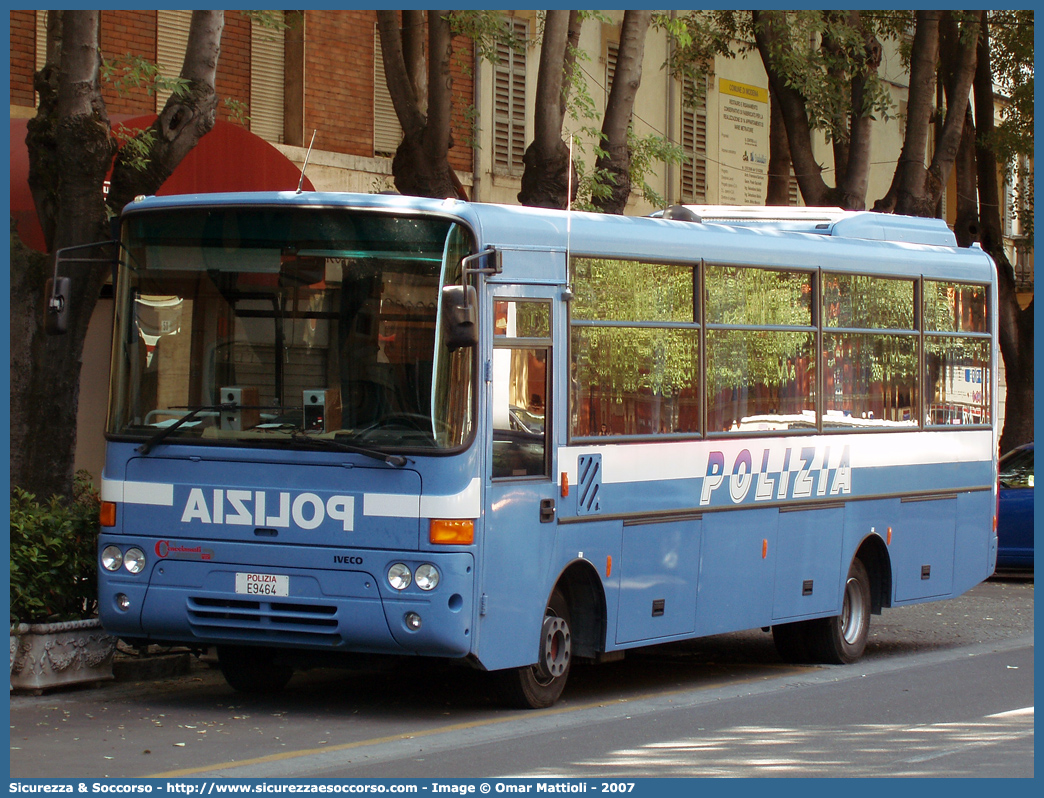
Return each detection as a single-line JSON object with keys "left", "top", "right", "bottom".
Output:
{"left": 235, "top": 572, "right": 289, "bottom": 597}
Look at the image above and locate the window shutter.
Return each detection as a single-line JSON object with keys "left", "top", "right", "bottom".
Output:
{"left": 251, "top": 14, "right": 285, "bottom": 143}
{"left": 493, "top": 17, "right": 527, "bottom": 175}
{"left": 680, "top": 74, "right": 709, "bottom": 203}
{"left": 605, "top": 39, "right": 618, "bottom": 107}
{"left": 35, "top": 10, "right": 47, "bottom": 72}
{"left": 373, "top": 25, "right": 402, "bottom": 157}
{"left": 156, "top": 10, "right": 193, "bottom": 111}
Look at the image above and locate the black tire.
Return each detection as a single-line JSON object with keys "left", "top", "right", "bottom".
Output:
{"left": 771, "top": 620, "right": 812, "bottom": 663}
{"left": 496, "top": 588, "right": 572, "bottom": 709}
{"left": 805, "top": 558, "right": 872, "bottom": 664}
{"left": 217, "top": 645, "right": 294, "bottom": 694}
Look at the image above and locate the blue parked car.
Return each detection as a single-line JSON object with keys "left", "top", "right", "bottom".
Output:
{"left": 997, "top": 442, "right": 1033, "bottom": 571}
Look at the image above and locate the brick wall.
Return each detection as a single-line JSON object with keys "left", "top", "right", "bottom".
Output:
{"left": 9, "top": 10, "right": 38, "bottom": 109}
{"left": 9, "top": 9, "right": 474, "bottom": 168}
{"left": 99, "top": 11, "right": 156, "bottom": 115}
{"left": 219, "top": 11, "right": 251, "bottom": 124}
{"left": 304, "top": 11, "right": 376, "bottom": 157}
{"left": 303, "top": 10, "right": 473, "bottom": 167}
{"left": 448, "top": 33, "right": 475, "bottom": 174}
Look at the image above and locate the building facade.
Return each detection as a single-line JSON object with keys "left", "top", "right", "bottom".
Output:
{"left": 8, "top": 9, "right": 1031, "bottom": 481}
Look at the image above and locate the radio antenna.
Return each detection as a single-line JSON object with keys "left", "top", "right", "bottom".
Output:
{"left": 296, "top": 130, "right": 317, "bottom": 194}
{"left": 562, "top": 133, "right": 575, "bottom": 303}
{"left": 566, "top": 133, "right": 574, "bottom": 260}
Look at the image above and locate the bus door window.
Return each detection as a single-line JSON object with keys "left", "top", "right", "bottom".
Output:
{"left": 492, "top": 300, "right": 551, "bottom": 479}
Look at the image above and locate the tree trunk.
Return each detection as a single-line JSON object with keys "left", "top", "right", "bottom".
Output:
{"left": 107, "top": 11, "right": 224, "bottom": 215}
{"left": 402, "top": 10, "right": 427, "bottom": 114}
{"left": 918, "top": 13, "right": 979, "bottom": 216}
{"left": 591, "top": 10, "right": 652, "bottom": 214}
{"left": 25, "top": 10, "right": 63, "bottom": 250}
{"left": 14, "top": 10, "right": 223, "bottom": 499}
{"left": 517, "top": 10, "right": 580, "bottom": 209}
{"left": 836, "top": 13, "right": 880, "bottom": 210}
{"left": 753, "top": 11, "right": 845, "bottom": 208}
{"left": 765, "top": 84, "right": 792, "bottom": 206}
{"left": 14, "top": 12, "right": 114, "bottom": 498}
{"left": 378, "top": 10, "right": 460, "bottom": 199}
{"left": 973, "top": 15, "right": 1032, "bottom": 453}
{"left": 952, "top": 107, "right": 980, "bottom": 248}
{"left": 873, "top": 11, "right": 940, "bottom": 214}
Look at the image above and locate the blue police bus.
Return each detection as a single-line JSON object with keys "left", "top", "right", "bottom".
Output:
{"left": 92, "top": 193, "right": 998, "bottom": 708}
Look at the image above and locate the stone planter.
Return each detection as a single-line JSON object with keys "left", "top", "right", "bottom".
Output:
{"left": 10, "top": 618, "right": 117, "bottom": 693}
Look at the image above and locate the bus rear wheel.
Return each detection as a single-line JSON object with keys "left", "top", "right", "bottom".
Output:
{"left": 773, "top": 558, "right": 872, "bottom": 665}
{"left": 497, "top": 588, "right": 572, "bottom": 709}
{"left": 217, "top": 645, "right": 294, "bottom": 694}
{"left": 806, "top": 558, "right": 871, "bottom": 664}
{"left": 771, "top": 621, "right": 812, "bottom": 663}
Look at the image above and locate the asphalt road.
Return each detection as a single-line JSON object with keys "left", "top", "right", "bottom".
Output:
{"left": 8, "top": 575, "right": 1033, "bottom": 779}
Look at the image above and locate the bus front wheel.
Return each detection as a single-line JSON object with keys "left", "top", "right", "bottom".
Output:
{"left": 217, "top": 645, "right": 294, "bottom": 694}
{"left": 497, "top": 588, "right": 572, "bottom": 709}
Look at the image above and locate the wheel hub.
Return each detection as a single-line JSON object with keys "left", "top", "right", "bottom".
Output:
{"left": 537, "top": 615, "right": 571, "bottom": 680}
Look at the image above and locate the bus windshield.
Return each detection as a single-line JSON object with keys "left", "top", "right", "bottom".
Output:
{"left": 108, "top": 207, "right": 474, "bottom": 452}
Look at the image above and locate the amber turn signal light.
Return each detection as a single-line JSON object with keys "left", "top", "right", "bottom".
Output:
{"left": 429, "top": 518, "right": 474, "bottom": 545}
{"left": 100, "top": 501, "right": 117, "bottom": 528}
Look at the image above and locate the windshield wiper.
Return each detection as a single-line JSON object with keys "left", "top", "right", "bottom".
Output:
{"left": 290, "top": 431, "right": 408, "bottom": 467}
{"left": 136, "top": 404, "right": 236, "bottom": 455}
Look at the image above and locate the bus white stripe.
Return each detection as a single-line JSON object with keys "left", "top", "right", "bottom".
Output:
{"left": 363, "top": 492, "right": 421, "bottom": 519}
{"left": 103, "top": 479, "right": 480, "bottom": 520}
{"left": 559, "top": 430, "right": 993, "bottom": 485}
{"left": 419, "top": 477, "right": 482, "bottom": 519}
{"left": 102, "top": 479, "right": 175, "bottom": 506}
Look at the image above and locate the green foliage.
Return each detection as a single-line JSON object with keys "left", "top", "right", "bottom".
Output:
{"left": 101, "top": 54, "right": 188, "bottom": 100}
{"left": 986, "top": 10, "right": 1034, "bottom": 248}
{"left": 223, "top": 98, "right": 250, "bottom": 127}
{"left": 655, "top": 10, "right": 747, "bottom": 108}
{"left": 626, "top": 130, "right": 685, "bottom": 209}
{"left": 241, "top": 10, "right": 292, "bottom": 34}
{"left": 761, "top": 11, "right": 895, "bottom": 142}
{"left": 10, "top": 472, "right": 101, "bottom": 625}
{"left": 110, "top": 123, "right": 156, "bottom": 173}
{"left": 449, "top": 10, "right": 527, "bottom": 65}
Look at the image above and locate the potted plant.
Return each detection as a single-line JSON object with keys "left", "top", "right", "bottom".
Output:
{"left": 10, "top": 472, "right": 117, "bottom": 692}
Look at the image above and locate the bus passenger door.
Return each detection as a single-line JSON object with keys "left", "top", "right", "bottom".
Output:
{"left": 479, "top": 291, "right": 559, "bottom": 670}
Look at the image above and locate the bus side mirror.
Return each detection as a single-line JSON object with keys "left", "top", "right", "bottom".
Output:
{"left": 43, "top": 239, "right": 119, "bottom": 336}
{"left": 44, "top": 277, "right": 71, "bottom": 335}
{"left": 442, "top": 285, "right": 478, "bottom": 350}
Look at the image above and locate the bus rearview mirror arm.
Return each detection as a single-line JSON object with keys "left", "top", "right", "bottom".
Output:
{"left": 460, "top": 246, "right": 501, "bottom": 285}
{"left": 44, "top": 239, "right": 120, "bottom": 335}
{"left": 440, "top": 246, "right": 500, "bottom": 350}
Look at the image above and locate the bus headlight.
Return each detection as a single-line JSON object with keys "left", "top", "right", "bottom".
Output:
{"left": 101, "top": 546, "right": 123, "bottom": 572}
{"left": 123, "top": 547, "right": 147, "bottom": 574}
{"left": 415, "top": 564, "right": 440, "bottom": 591}
{"left": 387, "top": 563, "right": 412, "bottom": 590}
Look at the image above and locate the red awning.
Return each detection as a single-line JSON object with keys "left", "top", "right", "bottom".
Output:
{"left": 10, "top": 114, "right": 315, "bottom": 252}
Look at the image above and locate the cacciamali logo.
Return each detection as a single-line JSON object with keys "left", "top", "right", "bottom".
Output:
{"left": 155, "top": 540, "right": 214, "bottom": 560}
